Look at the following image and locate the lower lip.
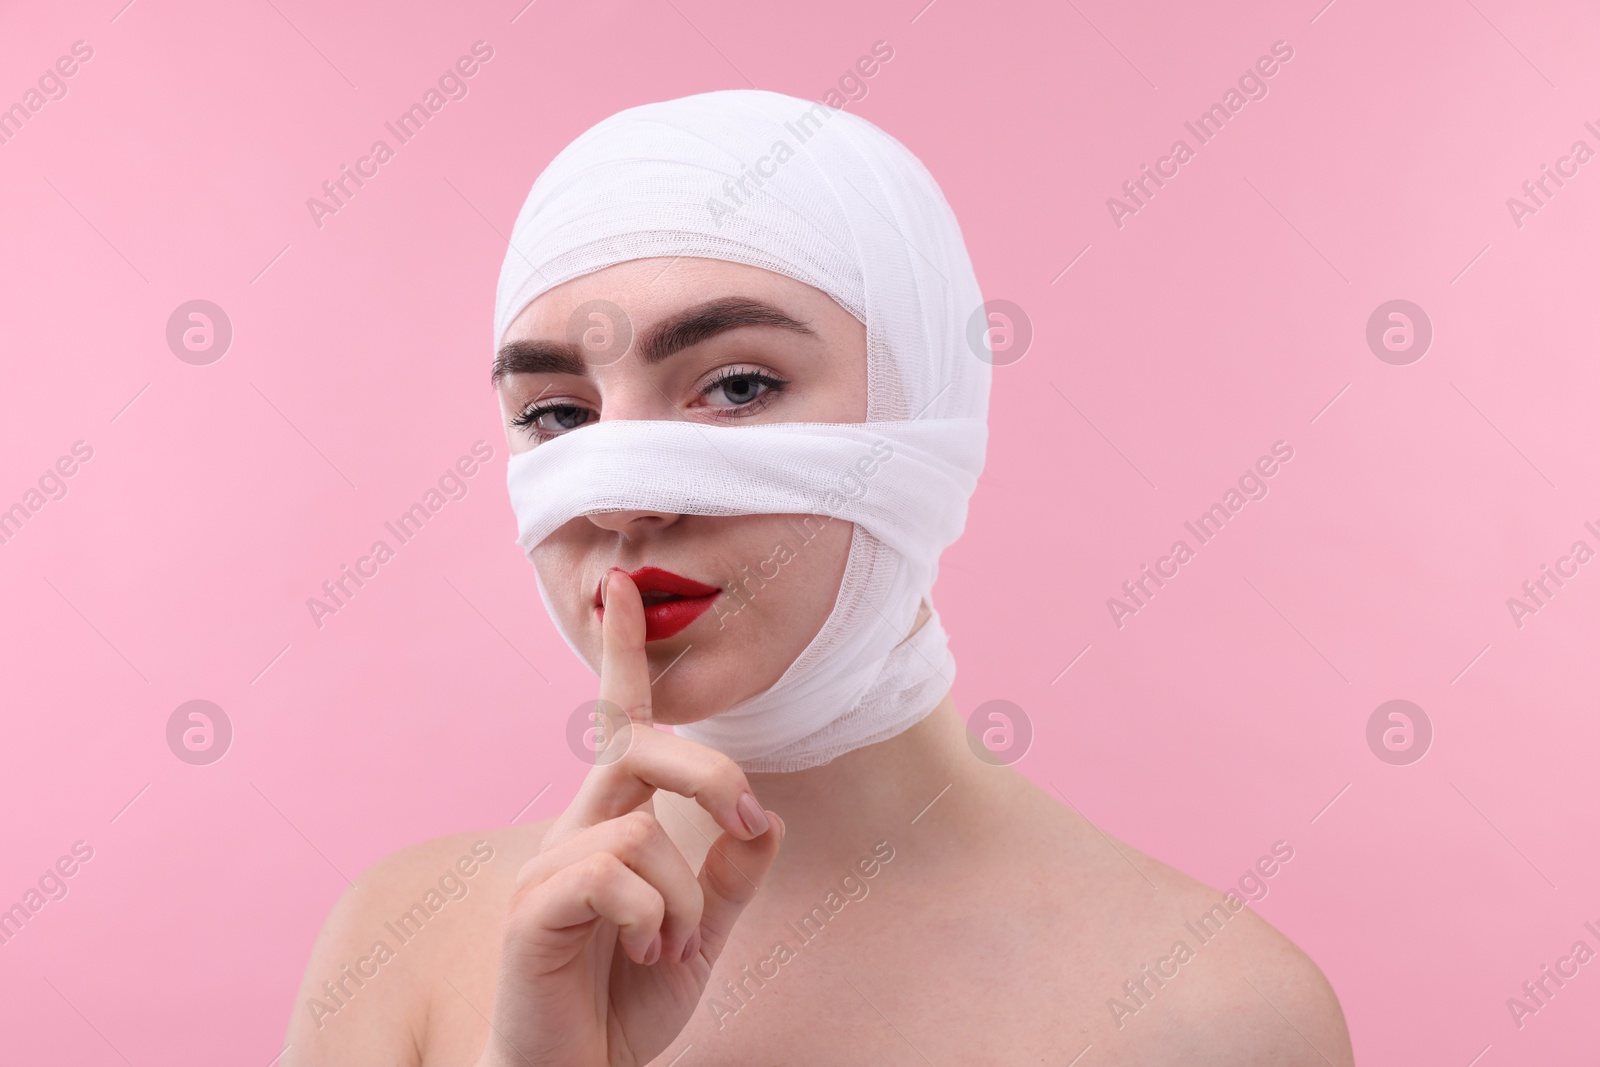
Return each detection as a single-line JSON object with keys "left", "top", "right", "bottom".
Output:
{"left": 597, "top": 593, "right": 721, "bottom": 641}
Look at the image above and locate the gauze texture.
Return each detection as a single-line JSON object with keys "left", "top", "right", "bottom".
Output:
{"left": 495, "top": 88, "right": 991, "bottom": 771}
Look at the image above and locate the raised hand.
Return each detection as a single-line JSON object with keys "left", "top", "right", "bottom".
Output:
{"left": 476, "top": 567, "right": 784, "bottom": 1067}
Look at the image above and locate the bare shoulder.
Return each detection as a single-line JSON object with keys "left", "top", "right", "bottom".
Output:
{"left": 281, "top": 819, "right": 552, "bottom": 1067}
{"left": 1102, "top": 830, "right": 1355, "bottom": 1067}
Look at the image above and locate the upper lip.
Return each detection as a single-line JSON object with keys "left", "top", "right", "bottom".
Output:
{"left": 594, "top": 566, "right": 721, "bottom": 608}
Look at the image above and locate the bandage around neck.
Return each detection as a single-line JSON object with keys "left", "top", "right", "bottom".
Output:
{"left": 494, "top": 89, "right": 992, "bottom": 772}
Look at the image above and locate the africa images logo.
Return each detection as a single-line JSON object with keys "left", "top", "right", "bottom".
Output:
{"left": 306, "top": 441, "right": 494, "bottom": 629}
{"left": 305, "top": 41, "right": 494, "bottom": 229}
{"left": 1105, "top": 39, "right": 1295, "bottom": 229}
{"left": 705, "top": 40, "right": 893, "bottom": 230}
{"left": 704, "top": 839, "right": 896, "bottom": 1031}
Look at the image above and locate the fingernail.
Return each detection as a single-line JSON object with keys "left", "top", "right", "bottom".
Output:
{"left": 736, "top": 792, "right": 770, "bottom": 836}
{"left": 643, "top": 932, "right": 661, "bottom": 965}
{"left": 680, "top": 928, "right": 701, "bottom": 963}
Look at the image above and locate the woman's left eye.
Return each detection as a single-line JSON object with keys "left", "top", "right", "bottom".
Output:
{"left": 699, "top": 368, "right": 788, "bottom": 412}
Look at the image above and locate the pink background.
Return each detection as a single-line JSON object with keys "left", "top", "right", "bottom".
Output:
{"left": 2, "top": 0, "right": 1596, "bottom": 1062}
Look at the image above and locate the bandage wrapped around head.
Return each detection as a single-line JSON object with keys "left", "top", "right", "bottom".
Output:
{"left": 495, "top": 88, "right": 991, "bottom": 773}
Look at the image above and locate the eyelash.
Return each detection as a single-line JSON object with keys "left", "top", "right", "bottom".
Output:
{"left": 510, "top": 367, "right": 790, "bottom": 442}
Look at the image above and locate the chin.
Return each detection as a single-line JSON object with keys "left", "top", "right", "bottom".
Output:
{"left": 642, "top": 646, "right": 766, "bottom": 725}
{"left": 647, "top": 669, "right": 730, "bottom": 722}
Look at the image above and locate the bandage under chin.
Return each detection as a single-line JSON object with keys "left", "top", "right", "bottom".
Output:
{"left": 494, "top": 89, "right": 992, "bottom": 772}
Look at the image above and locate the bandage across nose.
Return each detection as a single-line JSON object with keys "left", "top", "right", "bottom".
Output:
{"left": 494, "top": 89, "right": 992, "bottom": 772}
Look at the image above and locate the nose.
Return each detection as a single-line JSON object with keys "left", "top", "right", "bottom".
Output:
{"left": 576, "top": 385, "right": 685, "bottom": 537}
{"left": 585, "top": 508, "right": 682, "bottom": 537}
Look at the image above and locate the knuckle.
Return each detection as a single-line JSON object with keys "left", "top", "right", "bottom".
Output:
{"left": 631, "top": 879, "right": 666, "bottom": 927}
{"left": 575, "top": 850, "right": 624, "bottom": 893}
{"left": 504, "top": 864, "right": 557, "bottom": 923}
{"left": 615, "top": 809, "right": 660, "bottom": 853}
{"left": 706, "top": 750, "right": 748, "bottom": 797}
{"left": 679, "top": 882, "right": 707, "bottom": 928}
{"left": 510, "top": 854, "right": 548, "bottom": 894}
{"left": 536, "top": 819, "right": 575, "bottom": 856}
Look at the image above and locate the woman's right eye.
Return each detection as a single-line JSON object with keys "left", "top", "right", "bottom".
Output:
{"left": 511, "top": 402, "right": 593, "bottom": 441}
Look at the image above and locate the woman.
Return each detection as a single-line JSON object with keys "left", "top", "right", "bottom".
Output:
{"left": 285, "top": 89, "right": 1354, "bottom": 1065}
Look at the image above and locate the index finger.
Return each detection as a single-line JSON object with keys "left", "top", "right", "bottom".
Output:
{"left": 567, "top": 727, "right": 770, "bottom": 841}
{"left": 598, "top": 567, "right": 653, "bottom": 727}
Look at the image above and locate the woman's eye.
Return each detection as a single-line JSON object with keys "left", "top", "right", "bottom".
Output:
{"left": 700, "top": 370, "right": 787, "bottom": 410}
{"left": 511, "top": 402, "right": 591, "bottom": 439}
{"left": 510, "top": 369, "right": 788, "bottom": 442}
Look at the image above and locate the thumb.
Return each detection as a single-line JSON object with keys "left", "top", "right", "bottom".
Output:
{"left": 690, "top": 811, "right": 784, "bottom": 965}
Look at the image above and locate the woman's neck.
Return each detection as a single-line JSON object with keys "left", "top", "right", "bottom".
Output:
{"left": 653, "top": 691, "right": 1017, "bottom": 873}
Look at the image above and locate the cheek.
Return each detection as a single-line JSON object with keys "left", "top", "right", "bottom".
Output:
{"left": 528, "top": 538, "right": 589, "bottom": 621}
{"left": 810, "top": 520, "right": 855, "bottom": 601}
{"left": 737, "top": 517, "right": 852, "bottom": 622}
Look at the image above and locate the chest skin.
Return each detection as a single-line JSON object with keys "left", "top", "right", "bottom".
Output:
{"left": 414, "top": 814, "right": 1254, "bottom": 1067}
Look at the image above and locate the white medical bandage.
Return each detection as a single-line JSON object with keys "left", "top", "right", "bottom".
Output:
{"left": 494, "top": 89, "right": 992, "bottom": 772}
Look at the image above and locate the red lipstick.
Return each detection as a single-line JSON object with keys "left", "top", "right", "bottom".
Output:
{"left": 595, "top": 566, "right": 722, "bottom": 642}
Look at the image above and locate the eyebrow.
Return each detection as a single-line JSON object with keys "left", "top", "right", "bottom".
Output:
{"left": 490, "top": 296, "right": 817, "bottom": 388}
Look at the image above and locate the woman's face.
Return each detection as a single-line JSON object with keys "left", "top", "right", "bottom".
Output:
{"left": 494, "top": 257, "right": 868, "bottom": 725}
